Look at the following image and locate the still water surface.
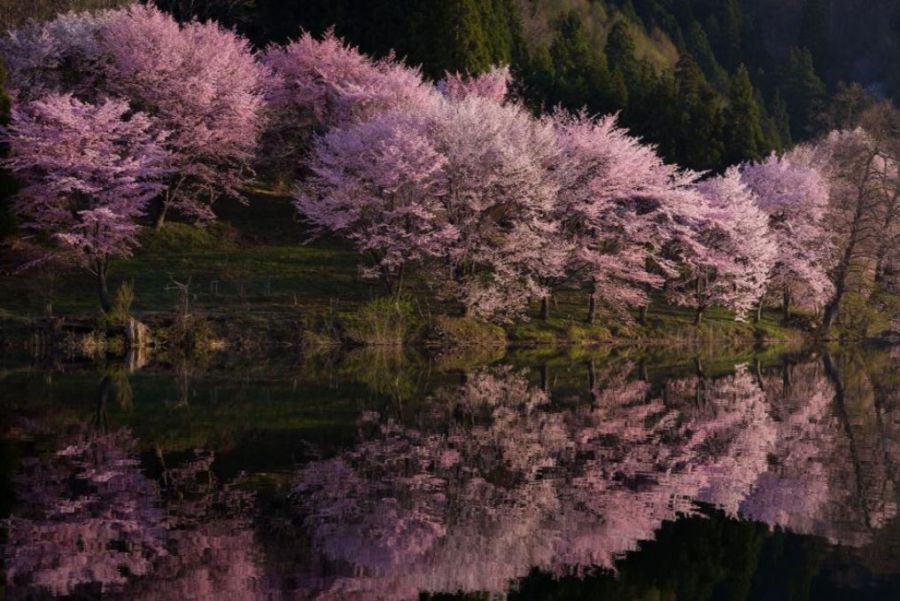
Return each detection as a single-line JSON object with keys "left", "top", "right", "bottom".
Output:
{"left": 3, "top": 346, "right": 900, "bottom": 599}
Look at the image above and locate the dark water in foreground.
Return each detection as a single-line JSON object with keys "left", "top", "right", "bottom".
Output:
{"left": 3, "top": 345, "right": 900, "bottom": 600}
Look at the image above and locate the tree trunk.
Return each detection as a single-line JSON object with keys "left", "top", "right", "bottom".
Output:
{"left": 153, "top": 199, "right": 169, "bottom": 231}
{"left": 694, "top": 276, "right": 705, "bottom": 326}
{"left": 393, "top": 264, "right": 405, "bottom": 305}
{"left": 540, "top": 364, "right": 549, "bottom": 393}
{"left": 540, "top": 295, "right": 550, "bottom": 320}
{"left": 822, "top": 285, "right": 845, "bottom": 333}
{"left": 587, "top": 292, "right": 597, "bottom": 325}
{"left": 755, "top": 302, "right": 763, "bottom": 323}
{"left": 97, "top": 264, "right": 111, "bottom": 314}
{"left": 782, "top": 358, "right": 792, "bottom": 394}
{"left": 639, "top": 305, "right": 648, "bottom": 324}
{"left": 782, "top": 289, "right": 792, "bottom": 322}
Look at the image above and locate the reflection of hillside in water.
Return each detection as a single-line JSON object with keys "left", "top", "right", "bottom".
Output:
{"left": 4, "top": 351, "right": 900, "bottom": 599}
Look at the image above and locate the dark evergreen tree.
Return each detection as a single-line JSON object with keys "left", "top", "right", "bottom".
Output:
{"left": 686, "top": 20, "right": 728, "bottom": 88}
{"left": 723, "top": 65, "right": 769, "bottom": 165}
{"left": 605, "top": 20, "right": 639, "bottom": 80}
{"left": 770, "top": 91, "right": 793, "bottom": 149}
{"left": 781, "top": 47, "right": 828, "bottom": 140}
{"left": 540, "top": 11, "right": 611, "bottom": 112}
{"left": 673, "top": 54, "right": 725, "bottom": 171}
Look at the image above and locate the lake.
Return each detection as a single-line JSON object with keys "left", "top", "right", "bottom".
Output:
{"left": 3, "top": 344, "right": 900, "bottom": 600}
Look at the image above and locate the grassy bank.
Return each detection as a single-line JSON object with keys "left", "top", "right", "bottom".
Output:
{"left": 0, "top": 192, "right": 811, "bottom": 352}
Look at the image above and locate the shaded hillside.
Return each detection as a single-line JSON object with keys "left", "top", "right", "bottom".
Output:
{"left": 745, "top": 0, "right": 900, "bottom": 98}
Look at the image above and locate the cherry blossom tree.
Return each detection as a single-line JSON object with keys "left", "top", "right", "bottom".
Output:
{"left": 298, "top": 95, "right": 569, "bottom": 321}
{"left": 741, "top": 147, "right": 834, "bottom": 320}
{"left": 0, "top": 9, "right": 111, "bottom": 101}
{"left": 263, "top": 30, "right": 437, "bottom": 177}
{"left": 4, "top": 93, "right": 169, "bottom": 312}
{"left": 431, "top": 96, "right": 569, "bottom": 321}
{"left": 668, "top": 168, "right": 777, "bottom": 322}
{"left": 553, "top": 111, "right": 708, "bottom": 323}
{"left": 1, "top": 5, "right": 269, "bottom": 229}
{"left": 296, "top": 111, "right": 453, "bottom": 296}
{"left": 100, "top": 4, "right": 269, "bottom": 228}
{"left": 437, "top": 65, "right": 511, "bottom": 103}
{"left": 811, "top": 112, "right": 900, "bottom": 332}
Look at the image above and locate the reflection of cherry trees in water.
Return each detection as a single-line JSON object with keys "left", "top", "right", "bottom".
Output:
{"left": 7, "top": 352, "right": 900, "bottom": 599}
{"left": 129, "top": 451, "right": 266, "bottom": 601}
{"left": 3, "top": 428, "right": 266, "bottom": 599}
{"left": 292, "top": 364, "right": 785, "bottom": 598}
{"left": 4, "top": 428, "right": 167, "bottom": 596}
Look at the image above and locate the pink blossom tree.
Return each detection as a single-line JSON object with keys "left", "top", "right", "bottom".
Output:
{"left": 4, "top": 93, "right": 169, "bottom": 312}
{"left": 425, "top": 96, "right": 570, "bottom": 321}
{"left": 297, "top": 95, "right": 569, "bottom": 321}
{"left": 2, "top": 6, "right": 267, "bottom": 229}
{"left": 554, "top": 111, "right": 708, "bottom": 323}
{"left": 741, "top": 147, "right": 834, "bottom": 320}
{"left": 263, "top": 31, "right": 437, "bottom": 177}
{"left": 296, "top": 110, "right": 455, "bottom": 296}
{"left": 0, "top": 10, "right": 112, "bottom": 102}
{"left": 437, "top": 65, "right": 511, "bottom": 103}
{"left": 99, "top": 4, "right": 269, "bottom": 228}
{"left": 668, "top": 168, "right": 777, "bottom": 323}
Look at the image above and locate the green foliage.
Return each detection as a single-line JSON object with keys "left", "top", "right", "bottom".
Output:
{"left": 344, "top": 296, "right": 417, "bottom": 346}
{"left": 835, "top": 291, "right": 893, "bottom": 340}
{"left": 723, "top": 64, "right": 769, "bottom": 165}
{"left": 108, "top": 280, "right": 135, "bottom": 326}
{"left": 426, "top": 315, "right": 507, "bottom": 348}
{"left": 780, "top": 47, "right": 827, "bottom": 140}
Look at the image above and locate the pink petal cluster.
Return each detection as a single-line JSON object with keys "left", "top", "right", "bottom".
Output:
{"left": 4, "top": 94, "right": 169, "bottom": 271}
{"left": 437, "top": 65, "right": 512, "bottom": 103}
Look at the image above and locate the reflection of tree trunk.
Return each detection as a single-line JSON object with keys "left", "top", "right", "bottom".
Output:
{"left": 823, "top": 352, "right": 871, "bottom": 527}
{"left": 753, "top": 358, "right": 764, "bottom": 388}
{"left": 694, "top": 307, "right": 704, "bottom": 326}
{"left": 694, "top": 357, "right": 706, "bottom": 405}
{"left": 95, "top": 375, "right": 111, "bottom": 432}
{"left": 156, "top": 444, "right": 169, "bottom": 487}
{"left": 540, "top": 364, "right": 550, "bottom": 393}
{"left": 587, "top": 360, "right": 596, "bottom": 392}
{"left": 782, "top": 358, "right": 793, "bottom": 395}
{"left": 639, "top": 305, "right": 648, "bottom": 324}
